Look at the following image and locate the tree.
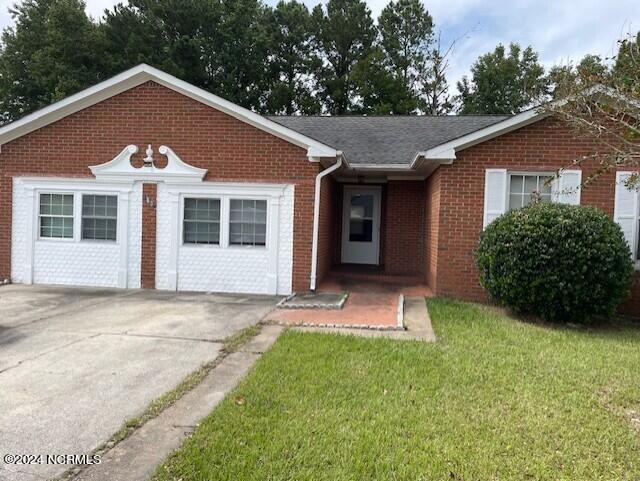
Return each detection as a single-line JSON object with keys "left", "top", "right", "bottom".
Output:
{"left": 102, "top": 0, "right": 271, "bottom": 111}
{"left": 351, "top": 47, "right": 406, "bottom": 114}
{"left": 311, "top": 0, "right": 375, "bottom": 114}
{"left": 422, "top": 32, "right": 453, "bottom": 115}
{"left": 614, "top": 31, "right": 640, "bottom": 90}
{"left": 375, "top": 0, "right": 433, "bottom": 113}
{"left": 266, "top": 0, "right": 319, "bottom": 114}
{"left": 0, "top": 0, "right": 104, "bottom": 122}
{"left": 544, "top": 32, "right": 640, "bottom": 187}
{"left": 457, "top": 43, "right": 548, "bottom": 114}
{"left": 203, "top": 0, "right": 272, "bottom": 111}
{"left": 101, "top": 0, "right": 213, "bottom": 88}
{"left": 548, "top": 54, "right": 609, "bottom": 99}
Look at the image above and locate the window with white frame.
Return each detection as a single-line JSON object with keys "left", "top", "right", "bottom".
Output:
{"left": 229, "top": 199, "right": 267, "bottom": 246}
{"left": 508, "top": 173, "right": 553, "bottom": 210}
{"left": 39, "top": 193, "right": 74, "bottom": 239}
{"left": 183, "top": 198, "right": 221, "bottom": 245}
{"left": 82, "top": 195, "right": 118, "bottom": 241}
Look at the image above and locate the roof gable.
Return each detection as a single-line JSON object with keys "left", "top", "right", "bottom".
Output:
{"left": 0, "top": 64, "right": 337, "bottom": 159}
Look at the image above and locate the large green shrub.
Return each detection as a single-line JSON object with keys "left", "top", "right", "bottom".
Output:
{"left": 476, "top": 203, "right": 634, "bottom": 322}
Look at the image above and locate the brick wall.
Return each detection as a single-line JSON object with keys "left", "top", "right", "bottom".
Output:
{"left": 0, "top": 81, "right": 319, "bottom": 292}
{"left": 141, "top": 183, "right": 157, "bottom": 288}
{"left": 383, "top": 180, "right": 425, "bottom": 275}
{"left": 316, "top": 173, "right": 338, "bottom": 285}
{"left": 424, "top": 171, "right": 442, "bottom": 290}
{"left": 432, "top": 116, "right": 640, "bottom": 315}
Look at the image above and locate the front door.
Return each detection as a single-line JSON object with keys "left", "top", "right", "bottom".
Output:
{"left": 341, "top": 186, "right": 381, "bottom": 265}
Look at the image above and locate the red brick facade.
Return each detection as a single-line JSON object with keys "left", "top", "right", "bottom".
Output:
{"left": 425, "top": 116, "right": 640, "bottom": 315}
{"left": 1, "top": 80, "right": 638, "bottom": 314}
{"left": 383, "top": 180, "right": 425, "bottom": 275}
{"left": 0, "top": 81, "right": 320, "bottom": 292}
{"left": 141, "top": 183, "right": 157, "bottom": 289}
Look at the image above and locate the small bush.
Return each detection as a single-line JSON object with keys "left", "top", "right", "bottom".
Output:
{"left": 476, "top": 203, "right": 634, "bottom": 323}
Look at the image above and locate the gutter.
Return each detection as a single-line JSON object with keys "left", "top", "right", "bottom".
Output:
{"left": 310, "top": 153, "right": 343, "bottom": 291}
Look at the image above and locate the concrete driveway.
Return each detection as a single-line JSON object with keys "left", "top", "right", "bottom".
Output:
{"left": 0, "top": 284, "right": 278, "bottom": 481}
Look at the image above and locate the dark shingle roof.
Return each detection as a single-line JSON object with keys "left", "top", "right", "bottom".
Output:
{"left": 267, "top": 115, "right": 511, "bottom": 166}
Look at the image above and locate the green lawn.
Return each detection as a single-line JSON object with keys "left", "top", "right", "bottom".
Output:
{"left": 153, "top": 299, "right": 640, "bottom": 481}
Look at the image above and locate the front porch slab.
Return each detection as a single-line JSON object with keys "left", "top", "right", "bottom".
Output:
{"left": 266, "top": 274, "right": 433, "bottom": 330}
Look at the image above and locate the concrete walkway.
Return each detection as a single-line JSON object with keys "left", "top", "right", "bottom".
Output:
{"left": 68, "top": 325, "right": 284, "bottom": 481}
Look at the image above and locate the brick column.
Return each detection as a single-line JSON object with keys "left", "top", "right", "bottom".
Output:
{"left": 141, "top": 183, "right": 157, "bottom": 289}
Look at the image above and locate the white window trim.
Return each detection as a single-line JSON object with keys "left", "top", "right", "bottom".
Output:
{"left": 180, "top": 195, "right": 223, "bottom": 248}
{"left": 37, "top": 191, "right": 76, "bottom": 242}
{"left": 16, "top": 177, "right": 135, "bottom": 287}
{"left": 80, "top": 193, "right": 119, "bottom": 243}
{"left": 506, "top": 171, "right": 555, "bottom": 210}
{"left": 179, "top": 194, "right": 272, "bottom": 250}
{"left": 227, "top": 197, "right": 269, "bottom": 249}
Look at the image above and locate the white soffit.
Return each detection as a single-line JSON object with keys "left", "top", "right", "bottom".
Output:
{"left": 0, "top": 64, "right": 338, "bottom": 159}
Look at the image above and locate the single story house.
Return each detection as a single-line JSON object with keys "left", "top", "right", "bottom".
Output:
{"left": 1, "top": 64, "right": 638, "bottom": 315}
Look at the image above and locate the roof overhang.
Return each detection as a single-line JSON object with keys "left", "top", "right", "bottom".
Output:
{"left": 418, "top": 84, "right": 639, "bottom": 163}
{"left": 0, "top": 64, "right": 338, "bottom": 159}
{"left": 418, "top": 108, "right": 545, "bottom": 162}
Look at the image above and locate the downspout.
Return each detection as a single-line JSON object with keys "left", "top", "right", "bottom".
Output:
{"left": 310, "top": 154, "right": 343, "bottom": 291}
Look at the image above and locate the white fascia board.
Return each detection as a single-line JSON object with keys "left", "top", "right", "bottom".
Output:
{"left": 350, "top": 163, "right": 415, "bottom": 171}
{"left": 0, "top": 64, "right": 338, "bottom": 159}
{"left": 421, "top": 108, "right": 545, "bottom": 161}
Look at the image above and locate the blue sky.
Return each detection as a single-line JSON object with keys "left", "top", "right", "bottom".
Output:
{"left": 0, "top": 0, "right": 638, "bottom": 93}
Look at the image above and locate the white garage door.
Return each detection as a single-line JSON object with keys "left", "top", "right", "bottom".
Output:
{"left": 11, "top": 178, "right": 142, "bottom": 288}
{"left": 154, "top": 182, "right": 294, "bottom": 295}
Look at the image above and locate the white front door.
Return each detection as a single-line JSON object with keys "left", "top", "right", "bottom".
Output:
{"left": 341, "top": 186, "right": 381, "bottom": 265}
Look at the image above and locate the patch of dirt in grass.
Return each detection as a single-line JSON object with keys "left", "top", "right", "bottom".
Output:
{"left": 598, "top": 385, "right": 640, "bottom": 434}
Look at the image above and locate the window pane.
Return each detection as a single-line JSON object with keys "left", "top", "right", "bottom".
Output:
{"left": 509, "top": 175, "right": 523, "bottom": 194}
{"left": 40, "top": 193, "right": 74, "bottom": 238}
{"left": 183, "top": 198, "right": 220, "bottom": 245}
{"left": 524, "top": 175, "right": 537, "bottom": 193}
{"left": 229, "top": 199, "right": 267, "bottom": 246}
{"left": 509, "top": 194, "right": 522, "bottom": 210}
{"left": 539, "top": 176, "right": 553, "bottom": 194}
{"left": 350, "top": 194, "right": 373, "bottom": 219}
{"left": 82, "top": 195, "right": 117, "bottom": 240}
{"left": 349, "top": 219, "right": 373, "bottom": 242}
{"left": 508, "top": 174, "right": 555, "bottom": 211}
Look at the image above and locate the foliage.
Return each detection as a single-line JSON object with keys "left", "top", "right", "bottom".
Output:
{"left": 375, "top": 0, "right": 433, "bottom": 114}
{"left": 0, "top": 0, "right": 457, "bottom": 119}
{"left": 153, "top": 310, "right": 640, "bottom": 480}
{"left": 310, "top": 0, "right": 375, "bottom": 114}
{"left": 614, "top": 31, "right": 640, "bottom": 90}
{"left": 544, "top": 31, "right": 640, "bottom": 186}
{"left": 476, "top": 203, "right": 633, "bottom": 323}
{"left": 548, "top": 54, "right": 609, "bottom": 99}
{"left": 457, "top": 43, "right": 548, "bottom": 114}
{"left": 266, "top": 0, "right": 320, "bottom": 114}
{"left": 422, "top": 32, "right": 454, "bottom": 114}
{"left": 0, "top": 0, "right": 104, "bottom": 122}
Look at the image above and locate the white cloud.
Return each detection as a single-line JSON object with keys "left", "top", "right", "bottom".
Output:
{"left": 0, "top": 0, "right": 638, "bottom": 95}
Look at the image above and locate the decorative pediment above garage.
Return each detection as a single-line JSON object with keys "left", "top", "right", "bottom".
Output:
{"left": 90, "top": 144, "right": 207, "bottom": 184}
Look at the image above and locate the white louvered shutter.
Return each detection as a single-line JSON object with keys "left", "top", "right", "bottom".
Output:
{"left": 554, "top": 170, "right": 582, "bottom": 205}
{"left": 483, "top": 169, "right": 507, "bottom": 228}
{"left": 614, "top": 171, "right": 639, "bottom": 259}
